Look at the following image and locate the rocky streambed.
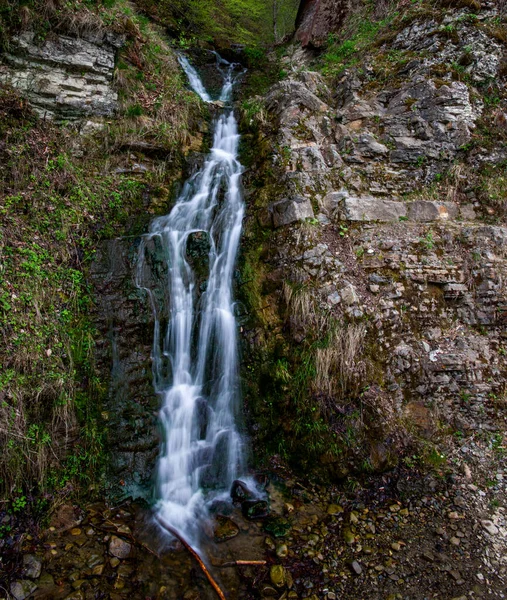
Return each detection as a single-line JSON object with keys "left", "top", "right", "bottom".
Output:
{"left": 2, "top": 442, "right": 507, "bottom": 600}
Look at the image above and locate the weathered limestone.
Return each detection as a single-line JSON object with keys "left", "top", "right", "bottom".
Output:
{"left": 271, "top": 196, "right": 314, "bottom": 227}
{"left": 0, "top": 31, "right": 123, "bottom": 119}
{"left": 323, "top": 193, "right": 468, "bottom": 223}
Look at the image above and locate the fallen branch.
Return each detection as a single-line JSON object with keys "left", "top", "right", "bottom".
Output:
{"left": 218, "top": 560, "right": 267, "bottom": 568}
{"left": 156, "top": 515, "right": 226, "bottom": 600}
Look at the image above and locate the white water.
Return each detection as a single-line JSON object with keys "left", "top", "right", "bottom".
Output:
{"left": 137, "top": 55, "right": 246, "bottom": 543}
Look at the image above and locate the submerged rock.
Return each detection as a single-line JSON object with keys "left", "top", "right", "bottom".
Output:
{"left": 109, "top": 536, "right": 132, "bottom": 559}
{"left": 241, "top": 499, "right": 270, "bottom": 520}
{"left": 213, "top": 516, "right": 240, "bottom": 542}
{"left": 263, "top": 516, "right": 290, "bottom": 537}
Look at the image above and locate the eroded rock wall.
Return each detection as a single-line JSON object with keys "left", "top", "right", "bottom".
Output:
{"left": 241, "top": 3, "right": 507, "bottom": 478}
{"left": 0, "top": 31, "right": 123, "bottom": 119}
{"left": 295, "top": 0, "right": 359, "bottom": 46}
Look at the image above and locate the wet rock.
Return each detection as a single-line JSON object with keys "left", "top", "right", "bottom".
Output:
{"left": 270, "top": 565, "right": 286, "bottom": 588}
{"left": 213, "top": 516, "right": 239, "bottom": 542}
{"left": 10, "top": 580, "right": 37, "bottom": 600}
{"left": 231, "top": 480, "right": 254, "bottom": 504}
{"left": 241, "top": 499, "right": 270, "bottom": 520}
{"left": 23, "top": 554, "right": 42, "bottom": 579}
{"left": 264, "top": 516, "right": 291, "bottom": 537}
{"left": 109, "top": 535, "right": 132, "bottom": 559}
{"left": 275, "top": 543, "right": 289, "bottom": 558}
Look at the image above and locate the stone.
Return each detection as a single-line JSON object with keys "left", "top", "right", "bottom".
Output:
{"left": 10, "top": 580, "right": 37, "bottom": 600}
{"left": 356, "top": 133, "right": 389, "bottom": 156}
{"left": 481, "top": 520, "right": 499, "bottom": 535}
{"left": 241, "top": 499, "right": 270, "bottom": 520}
{"left": 213, "top": 516, "right": 240, "bottom": 543}
{"left": 109, "top": 536, "right": 132, "bottom": 559}
{"left": 342, "top": 528, "right": 355, "bottom": 544}
{"left": 340, "top": 283, "right": 359, "bottom": 306}
{"left": 408, "top": 201, "right": 459, "bottom": 222}
{"left": 0, "top": 31, "right": 122, "bottom": 120}
{"left": 23, "top": 554, "right": 42, "bottom": 579}
{"left": 350, "top": 560, "right": 363, "bottom": 575}
{"left": 295, "top": 0, "right": 350, "bottom": 46}
{"left": 276, "top": 543, "right": 289, "bottom": 558}
{"left": 327, "top": 504, "right": 344, "bottom": 515}
{"left": 338, "top": 195, "right": 407, "bottom": 222}
{"left": 230, "top": 479, "right": 254, "bottom": 503}
{"left": 271, "top": 196, "right": 314, "bottom": 227}
{"left": 270, "top": 565, "right": 286, "bottom": 588}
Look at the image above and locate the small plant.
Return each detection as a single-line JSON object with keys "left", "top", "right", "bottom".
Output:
{"left": 459, "top": 389, "right": 471, "bottom": 403}
{"left": 11, "top": 493, "right": 27, "bottom": 513}
{"left": 355, "top": 246, "right": 365, "bottom": 258}
{"left": 419, "top": 230, "right": 435, "bottom": 250}
{"left": 339, "top": 224, "right": 349, "bottom": 237}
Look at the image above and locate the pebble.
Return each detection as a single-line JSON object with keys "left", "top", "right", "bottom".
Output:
{"left": 391, "top": 542, "right": 401, "bottom": 551}
{"left": 23, "top": 554, "right": 42, "bottom": 579}
{"left": 10, "top": 580, "right": 37, "bottom": 600}
{"left": 70, "top": 528, "right": 82, "bottom": 536}
{"left": 327, "top": 504, "right": 344, "bottom": 515}
{"left": 342, "top": 528, "right": 355, "bottom": 544}
{"left": 481, "top": 520, "right": 499, "bottom": 535}
{"left": 350, "top": 560, "right": 363, "bottom": 575}
{"left": 109, "top": 536, "right": 132, "bottom": 559}
{"left": 450, "top": 537, "right": 460, "bottom": 546}
{"left": 270, "top": 565, "right": 286, "bottom": 588}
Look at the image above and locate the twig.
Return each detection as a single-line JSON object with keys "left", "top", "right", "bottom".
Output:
{"left": 217, "top": 560, "right": 267, "bottom": 568}
{"left": 156, "top": 515, "right": 226, "bottom": 600}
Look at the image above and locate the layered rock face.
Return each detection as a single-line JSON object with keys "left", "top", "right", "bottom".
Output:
{"left": 243, "top": 4, "right": 507, "bottom": 476}
{"left": 0, "top": 31, "right": 122, "bottom": 119}
{"left": 295, "top": 0, "right": 359, "bottom": 46}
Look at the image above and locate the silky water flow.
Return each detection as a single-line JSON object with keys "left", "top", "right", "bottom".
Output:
{"left": 136, "top": 54, "right": 251, "bottom": 546}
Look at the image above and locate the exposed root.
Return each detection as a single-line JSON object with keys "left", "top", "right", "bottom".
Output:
{"left": 156, "top": 515, "right": 227, "bottom": 600}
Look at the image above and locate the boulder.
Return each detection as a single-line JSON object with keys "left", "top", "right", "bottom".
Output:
{"left": 338, "top": 195, "right": 407, "bottom": 222}
{"left": 408, "top": 201, "right": 459, "bottom": 222}
{"left": 271, "top": 196, "right": 314, "bottom": 227}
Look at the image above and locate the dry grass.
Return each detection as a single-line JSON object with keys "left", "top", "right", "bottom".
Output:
{"left": 312, "top": 323, "right": 367, "bottom": 403}
{"left": 283, "top": 282, "right": 330, "bottom": 335}
{"left": 446, "top": 163, "right": 465, "bottom": 203}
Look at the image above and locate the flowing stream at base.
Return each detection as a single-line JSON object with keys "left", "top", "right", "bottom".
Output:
{"left": 137, "top": 55, "right": 247, "bottom": 545}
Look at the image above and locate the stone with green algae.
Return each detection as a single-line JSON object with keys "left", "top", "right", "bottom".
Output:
{"left": 263, "top": 516, "right": 291, "bottom": 538}
{"left": 270, "top": 565, "right": 286, "bottom": 588}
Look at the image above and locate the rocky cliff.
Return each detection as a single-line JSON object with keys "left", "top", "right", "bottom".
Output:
{"left": 241, "top": 0, "right": 507, "bottom": 481}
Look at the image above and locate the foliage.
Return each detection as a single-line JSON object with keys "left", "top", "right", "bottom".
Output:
{"left": 0, "top": 2, "right": 201, "bottom": 502}
{"left": 134, "top": 0, "right": 300, "bottom": 47}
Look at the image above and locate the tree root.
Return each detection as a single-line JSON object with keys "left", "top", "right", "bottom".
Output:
{"left": 156, "top": 515, "right": 227, "bottom": 600}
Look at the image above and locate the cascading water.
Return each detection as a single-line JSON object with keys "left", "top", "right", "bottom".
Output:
{"left": 137, "top": 54, "right": 247, "bottom": 544}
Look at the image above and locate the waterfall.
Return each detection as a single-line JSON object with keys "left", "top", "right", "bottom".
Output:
{"left": 137, "top": 54, "right": 246, "bottom": 544}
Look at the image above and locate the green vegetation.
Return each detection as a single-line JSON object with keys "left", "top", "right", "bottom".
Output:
{"left": 135, "top": 0, "right": 300, "bottom": 47}
{"left": 0, "top": 1, "right": 203, "bottom": 505}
